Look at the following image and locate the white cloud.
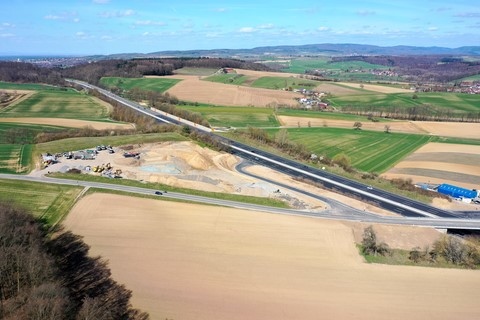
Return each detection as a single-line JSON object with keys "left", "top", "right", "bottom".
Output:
{"left": 100, "top": 10, "right": 136, "bottom": 18}
{"left": 428, "top": 27, "right": 439, "bottom": 31}
{"left": 44, "top": 12, "right": 78, "bottom": 22}
{"left": 135, "top": 20, "right": 166, "bottom": 26}
{"left": 2, "top": 22, "right": 14, "bottom": 27}
{"left": 238, "top": 27, "right": 255, "bottom": 33}
{"left": 317, "top": 26, "right": 330, "bottom": 31}
{"left": 215, "top": 8, "right": 227, "bottom": 12}
{"left": 0, "top": 33, "right": 14, "bottom": 38}
{"left": 454, "top": 12, "right": 480, "bottom": 18}
{"left": 258, "top": 23, "right": 274, "bottom": 29}
{"left": 44, "top": 14, "right": 62, "bottom": 20}
{"left": 356, "top": 10, "right": 376, "bottom": 16}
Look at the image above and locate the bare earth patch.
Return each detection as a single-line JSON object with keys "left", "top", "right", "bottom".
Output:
{"left": 64, "top": 194, "right": 480, "bottom": 320}
{"left": 0, "top": 117, "right": 134, "bottom": 130}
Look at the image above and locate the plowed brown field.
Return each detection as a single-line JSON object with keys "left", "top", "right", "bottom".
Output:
{"left": 162, "top": 72, "right": 303, "bottom": 107}
{"left": 64, "top": 194, "right": 480, "bottom": 320}
{"left": 383, "top": 142, "right": 480, "bottom": 189}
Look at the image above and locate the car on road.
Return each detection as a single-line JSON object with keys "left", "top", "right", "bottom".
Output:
{"left": 367, "top": 186, "right": 373, "bottom": 190}
{"left": 154, "top": 191, "right": 163, "bottom": 195}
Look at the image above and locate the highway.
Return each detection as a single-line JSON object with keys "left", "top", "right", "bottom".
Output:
{"left": 1, "top": 173, "right": 479, "bottom": 230}
{"left": 65, "top": 79, "right": 480, "bottom": 226}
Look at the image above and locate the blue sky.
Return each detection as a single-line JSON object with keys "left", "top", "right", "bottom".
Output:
{"left": 1, "top": 0, "right": 479, "bottom": 55}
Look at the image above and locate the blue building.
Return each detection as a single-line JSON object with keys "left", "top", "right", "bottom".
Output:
{"left": 437, "top": 183, "right": 478, "bottom": 199}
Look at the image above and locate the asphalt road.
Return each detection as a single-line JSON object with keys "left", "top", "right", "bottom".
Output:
{"left": 65, "top": 79, "right": 480, "bottom": 229}
{"left": 2, "top": 173, "right": 480, "bottom": 230}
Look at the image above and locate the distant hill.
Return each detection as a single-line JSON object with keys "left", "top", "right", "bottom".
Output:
{"left": 88, "top": 43, "right": 480, "bottom": 60}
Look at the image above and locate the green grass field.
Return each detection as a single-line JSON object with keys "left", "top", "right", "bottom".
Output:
{"left": 174, "top": 67, "right": 219, "bottom": 76}
{"left": 266, "top": 127, "right": 434, "bottom": 173}
{"left": 329, "top": 91, "right": 480, "bottom": 114}
{"left": 99, "top": 77, "right": 181, "bottom": 93}
{"left": 283, "top": 58, "right": 388, "bottom": 74}
{"left": 0, "top": 81, "right": 60, "bottom": 91}
{"left": 178, "top": 105, "right": 279, "bottom": 128}
{"left": 459, "top": 74, "right": 480, "bottom": 81}
{"left": 0, "top": 179, "right": 83, "bottom": 225}
{"left": 203, "top": 74, "right": 249, "bottom": 85}
{"left": 277, "top": 109, "right": 390, "bottom": 122}
{"left": 0, "top": 89, "right": 111, "bottom": 120}
{"left": 0, "top": 122, "right": 66, "bottom": 144}
{"left": 250, "top": 76, "right": 319, "bottom": 90}
{"left": 0, "top": 144, "right": 32, "bottom": 174}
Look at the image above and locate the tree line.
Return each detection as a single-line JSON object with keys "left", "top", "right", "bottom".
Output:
{"left": 0, "top": 202, "right": 149, "bottom": 319}
{"left": 361, "top": 225, "right": 480, "bottom": 269}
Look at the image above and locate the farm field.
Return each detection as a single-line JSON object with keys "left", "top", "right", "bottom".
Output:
{"left": 0, "top": 144, "right": 32, "bottom": 173}
{"left": 281, "top": 58, "right": 388, "bottom": 74}
{"left": 266, "top": 127, "right": 433, "bottom": 173}
{"left": 100, "top": 77, "right": 181, "bottom": 93}
{"left": 383, "top": 143, "right": 480, "bottom": 189}
{"left": 0, "top": 178, "right": 82, "bottom": 225}
{"left": 64, "top": 193, "right": 480, "bottom": 320}
{"left": 277, "top": 115, "right": 480, "bottom": 139}
{"left": 250, "top": 76, "right": 318, "bottom": 90}
{"left": 163, "top": 74, "right": 302, "bottom": 107}
{"left": 178, "top": 105, "right": 279, "bottom": 127}
{"left": 0, "top": 81, "right": 59, "bottom": 91}
{"left": 174, "top": 67, "right": 218, "bottom": 76}
{"left": 204, "top": 73, "right": 250, "bottom": 85}
{"left": 329, "top": 91, "right": 480, "bottom": 114}
{"left": 0, "top": 89, "right": 112, "bottom": 120}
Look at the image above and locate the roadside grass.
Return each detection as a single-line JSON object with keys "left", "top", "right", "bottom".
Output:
{"left": 0, "top": 144, "right": 32, "bottom": 174}
{"left": 99, "top": 77, "right": 181, "bottom": 93}
{"left": 203, "top": 74, "right": 249, "bottom": 85}
{"left": 265, "top": 127, "right": 433, "bottom": 173}
{"left": 222, "top": 131, "right": 435, "bottom": 203}
{"left": 177, "top": 105, "right": 279, "bottom": 127}
{"left": 0, "top": 178, "right": 83, "bottom": 226}
{"left": 0, "top": 89, "right": 112, "bottom": 120}
{"left": 49, "top": 173, "right": 291, "bottom": 209}
{"left": 174, "top": 67, "right": 218, "bottom": 76}
{"left": 329, "top": 91, "right": 480, "bottom": 114}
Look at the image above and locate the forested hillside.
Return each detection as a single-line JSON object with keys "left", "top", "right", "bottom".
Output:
{"left": 0, "top": 203, "right": 149, "bottom": 320}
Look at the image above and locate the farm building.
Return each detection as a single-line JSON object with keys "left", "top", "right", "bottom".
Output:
{"left": 436, "top": 183, "right": 479, "bottom": 200}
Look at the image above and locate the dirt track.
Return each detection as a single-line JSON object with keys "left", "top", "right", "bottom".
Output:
{"left": 64, "top": 194, "right": 480, "bottom": 320}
